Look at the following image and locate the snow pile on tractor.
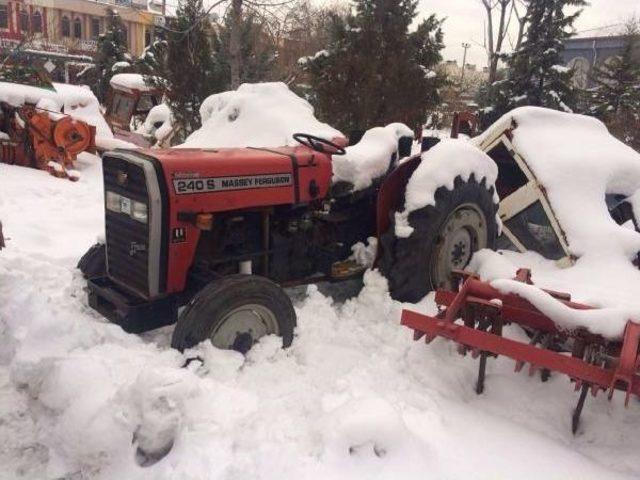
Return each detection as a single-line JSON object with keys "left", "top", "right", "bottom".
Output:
{"left": 52, "top": 83, "right": 113, "bottom": 142}
{"left": 470, "top": 107, "right": 640, "bottom": 316}
{"left": 138, "top": 103, "right": 174, "bottom": 146}
{"left": 474, "top": 107, "right": 640, "bottom": 257}
{"left": 181, "top": 82, "right": 342, "bottom": 148}
{"left": 332, "top": 123, "right": 413, "bottom": 190}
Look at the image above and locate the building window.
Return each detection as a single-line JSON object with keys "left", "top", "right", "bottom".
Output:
{"left": 144, "top": 28, "right": 151, "bottom": 47}
{"left": 567, "top": 57, "right": 590, "bottom": 89}
{"left": 19, "top": 9, "right": 28, "bottom": 32}
{"left": 32, "top": 10, "right": 42, "bottom": 33}
{"left": 61, "top": 16, "right": 70, "bottom": 37}
{"left": 0, "top": 5, "right": 8, "bottom": 29}
{"left": 91, "top": 18, "right": 100, "bottom": 39}
{"left": 73, "top": 17, "right": 81, "bottom": 39}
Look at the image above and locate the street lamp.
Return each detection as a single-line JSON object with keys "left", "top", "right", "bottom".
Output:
{"left": 460, "top": 42, "right": 471, "bottom": 85}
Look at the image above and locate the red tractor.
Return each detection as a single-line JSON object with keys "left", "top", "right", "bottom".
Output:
{"left": 79, "top": 134, "right": 498, "bottom": 352}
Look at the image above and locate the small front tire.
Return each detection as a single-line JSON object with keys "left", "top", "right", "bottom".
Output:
{"left": 77, "top": 242, "right": 106, "bottom": 279}
{"left": 171, "top": 275, "right": 296, "bottom": 353}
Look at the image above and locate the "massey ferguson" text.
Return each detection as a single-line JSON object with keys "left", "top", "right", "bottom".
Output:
{"left": 173, "top": 173, "right": 293, "bottom": 194}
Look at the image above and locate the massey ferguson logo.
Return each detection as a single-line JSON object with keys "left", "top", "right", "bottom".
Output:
{"left": 116, "top": 170, "right": 128, "bottom": 186}
{"left": 173, "top": 173, "right": 293, "bottom": 195}
{"left": 129, "top": 241, "right": 146, "bottom": 256}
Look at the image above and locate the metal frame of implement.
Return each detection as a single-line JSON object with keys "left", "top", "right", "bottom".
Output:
{"left": 401, "top": 269, "right": 640, "bottom": 433}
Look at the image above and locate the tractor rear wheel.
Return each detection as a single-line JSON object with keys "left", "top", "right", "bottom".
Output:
{"left": 171, "top": 274, "right": 296, "bottom": 353}
{"left": 77, "top": 242, "right": 106, "bottom": 279}
{"left": 380, "top": 174, "right": 498, "bottom": 303}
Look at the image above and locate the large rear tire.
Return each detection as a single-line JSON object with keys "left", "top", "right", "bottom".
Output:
{"left": 171, "top": 274, "right": 296, "bottom": 353}
{"left": 379, "top": 174, "right": 498, "bottom": 303}
{"left": 77, "top": 242, "right": 106, "bottom": 279}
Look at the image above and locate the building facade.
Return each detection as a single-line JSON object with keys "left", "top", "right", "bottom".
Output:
{"left": 0, "top": 0, "right": 160, "bottom": 57}
{"left": 561, "top": 35, "right": 630, "bottom": 88}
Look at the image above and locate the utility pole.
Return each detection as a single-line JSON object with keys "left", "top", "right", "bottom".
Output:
{"left": 460, "top": 42, "right": 471, "bottom": 87}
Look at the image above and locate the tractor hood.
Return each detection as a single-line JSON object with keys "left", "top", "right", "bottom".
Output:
{"left": 115, "top": 145, "right": 333, "bottom": 213}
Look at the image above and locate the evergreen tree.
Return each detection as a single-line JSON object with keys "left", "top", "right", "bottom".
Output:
{"left": 146, "top": 0, "right": 225, "bottom": 140}
{"left": 301, "top": 0, "right": 446, "bottom": 134}
{"left": 587, "top": 22, "right": 640, "bottom": 148}
{"left": 218, "top": 12, "right": 276, "bottom": 86}
{"left": 479, "top": 0, "right": 586, "bottom": 129}
{"left": 89, "top": 8, "right": 130, "bottom": 102}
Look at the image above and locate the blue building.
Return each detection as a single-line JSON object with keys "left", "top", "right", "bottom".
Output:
{"left": 561, "top": 35, "right": 627, "bottom": 88}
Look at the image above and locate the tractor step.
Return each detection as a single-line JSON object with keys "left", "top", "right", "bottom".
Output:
{"left": 330, "top": 259, "right": 367, "bottom": 280}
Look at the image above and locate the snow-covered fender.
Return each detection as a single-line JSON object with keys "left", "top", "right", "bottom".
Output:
{"left": 374, "top": 155, "right": 422, "bottom": 263}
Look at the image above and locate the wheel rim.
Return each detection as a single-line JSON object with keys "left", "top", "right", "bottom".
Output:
{"left": 430, "top": 203, "right": 488, "bottom": 290}
{"left": 209, "top": 304, "right": 280, "bottom": 353}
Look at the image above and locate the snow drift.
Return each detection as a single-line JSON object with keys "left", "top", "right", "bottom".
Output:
{"left": 181, "top": 82, "right": 342, "bottom": 149}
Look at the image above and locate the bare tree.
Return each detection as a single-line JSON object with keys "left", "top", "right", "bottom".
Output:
{"left": 226, "top": 0, "right": 296, "bottom": 88}
{"left": 512, "top": 0, "right": 531, "bottom": 51}
{"left": 480, "top": 0, "right": 514, "bottom": 84}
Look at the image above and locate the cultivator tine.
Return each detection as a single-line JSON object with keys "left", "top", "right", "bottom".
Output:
{"left": 572, "top": 384, "right": 590, "bottom": 434}
{"left": 476, "top": 351, "right": 488, "bottom": 394}
{"left": 540, "top": 334, "right": 553, "bottom": 382}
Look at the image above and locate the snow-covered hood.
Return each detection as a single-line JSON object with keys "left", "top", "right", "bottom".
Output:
{"left": 473, "top": 106, "right": 640, "bottom": 259}
{"left": 180, "top": 82, "right": 343, "bottom": 149}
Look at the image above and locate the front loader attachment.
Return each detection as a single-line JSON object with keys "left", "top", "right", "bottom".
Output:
{"left": 401, "top": 269, "right": 640, "bottom": 433}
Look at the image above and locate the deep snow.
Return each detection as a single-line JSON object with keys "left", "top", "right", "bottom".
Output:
{"left": 3, "top": 156, "right": 640, "bottom": 479}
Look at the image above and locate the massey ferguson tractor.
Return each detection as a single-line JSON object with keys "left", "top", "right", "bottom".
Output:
{"left": 78, "top": 133, "right": 498, "bottom": 353}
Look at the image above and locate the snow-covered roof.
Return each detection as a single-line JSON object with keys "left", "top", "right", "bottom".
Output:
{"left": 109, "top": 73, "right": 155, "bottom": 92}
{"left": 0, "top": 81, "right": 60, "bottom": 109}
{"left": 473, "top": 106, "right": 640, "bottom": 259}
{"left": 180, "top": 82, "right": 342, "bottom": 149}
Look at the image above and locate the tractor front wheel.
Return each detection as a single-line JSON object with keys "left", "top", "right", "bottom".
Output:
{"left": 171, "top": 274, "right": 296, "bottom": 353}
{"left": 77, "top": 242, "right": 106, "bottom": 279}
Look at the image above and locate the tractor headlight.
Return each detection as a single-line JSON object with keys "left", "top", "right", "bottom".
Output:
{"left": 131, "top": 201, "right": 148, "bottom": 223}
{"left": 105, "top": 191, "right": 148, "bottom": 224}
{"left": 106, "top": 191, "right": 121, "bottom": 212}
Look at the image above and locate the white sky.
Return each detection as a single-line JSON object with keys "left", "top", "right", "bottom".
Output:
{"left": 415, "top": 0, "right": 640, "bottom": 68}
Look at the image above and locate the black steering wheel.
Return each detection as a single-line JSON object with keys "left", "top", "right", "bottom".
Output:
{"left": 293, "top": 133, "right": 346, "bottom": 156}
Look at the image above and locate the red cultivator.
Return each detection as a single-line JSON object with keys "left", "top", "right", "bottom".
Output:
{"left": 401, "top": 269, "right": 640, "bottom": 433}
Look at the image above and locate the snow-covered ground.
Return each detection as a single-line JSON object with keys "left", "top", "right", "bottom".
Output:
{"left": 3, "top": 155, "right": 640, "bottom": 479}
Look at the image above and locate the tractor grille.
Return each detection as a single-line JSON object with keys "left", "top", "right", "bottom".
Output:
{"left": 103, "top": 155, "right": 151, "bottom": 297}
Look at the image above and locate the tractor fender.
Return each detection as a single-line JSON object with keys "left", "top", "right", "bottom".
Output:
{"left": 374, "top": 155, "right": 421, "bottom": 263}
